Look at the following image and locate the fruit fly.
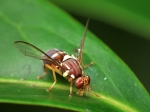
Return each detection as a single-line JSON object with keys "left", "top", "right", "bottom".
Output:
{"left": 14, "top": 19, "right": 100, "bottom": 97}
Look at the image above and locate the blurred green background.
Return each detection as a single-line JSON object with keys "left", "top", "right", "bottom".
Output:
{"left": 50, "top": 0, "right": 150, "bottom": 93}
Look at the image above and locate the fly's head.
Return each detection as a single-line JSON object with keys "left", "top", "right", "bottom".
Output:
{"left": 75, "top": 75, "right": 90, "bottom": 96}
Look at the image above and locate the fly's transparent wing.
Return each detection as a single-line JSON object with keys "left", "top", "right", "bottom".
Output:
{"left": 77, "top": 19, "right": 89, "bottom": 63}
{"left": 14, "top": 41, "right": 61, "bottom": 67}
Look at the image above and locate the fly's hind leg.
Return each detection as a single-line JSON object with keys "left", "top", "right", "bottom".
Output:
{"left": 45, "top": 64, "right": 57, "bottom": 92}
{"left": 38, "top": 64, "right": 61, "bottom": 92}
{"left": 81, "top": 61, "right": 94, "bottom": 69}
{"left": 37, "top": 64, "right": 47, "bottom": 79}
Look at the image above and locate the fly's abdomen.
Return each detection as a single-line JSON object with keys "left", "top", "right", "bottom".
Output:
{"left": 62, "top": 58, "right": 82, "bottom": 79}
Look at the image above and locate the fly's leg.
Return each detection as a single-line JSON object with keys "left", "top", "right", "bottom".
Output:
{"left": 88, "top": 85, "right": 100, "bottom": 98}
{"left": 81, "top": 61, "right": 94, "bottom": 69}
{"left": 68, "top": 78, "right": 73, "bottom": 97}
{"left": 37, "top": 64, "right": 47, "bottom": 79}
{"left": 45, "top": 64, "right": 57, "bottom": 91}
{"left": 69, "top": 80, "right": 73, "bottom": 96}
{"left": 76, "top": 88, "right": 84, "bottom": 96}
{"left": 38, "top": 64, "right": 62, "bottom": 92}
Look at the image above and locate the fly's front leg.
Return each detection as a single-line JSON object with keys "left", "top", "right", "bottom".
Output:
{"left": 81, "top": 61, "right": 94, "bottom": 69}
{"left": 37, "top": 64, "right": 47, "bottom": 79}
{"left": 76, "top": 88, "right": 85, "bottom": 96}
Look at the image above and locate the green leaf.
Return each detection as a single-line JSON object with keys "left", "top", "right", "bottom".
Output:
{"left": 0, "top": 0, "right": 150, "bottom": 112}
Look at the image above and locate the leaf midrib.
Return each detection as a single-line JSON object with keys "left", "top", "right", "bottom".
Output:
{"left": 0, "top": 77, "right": 137, "bottom": 112}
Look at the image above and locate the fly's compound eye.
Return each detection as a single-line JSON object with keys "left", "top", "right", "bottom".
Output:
{"left": 75, "top": 77, "right": 84, "bottom": 89}
{"left": 75, "top": 75, "right": 90, "bottom": 89}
